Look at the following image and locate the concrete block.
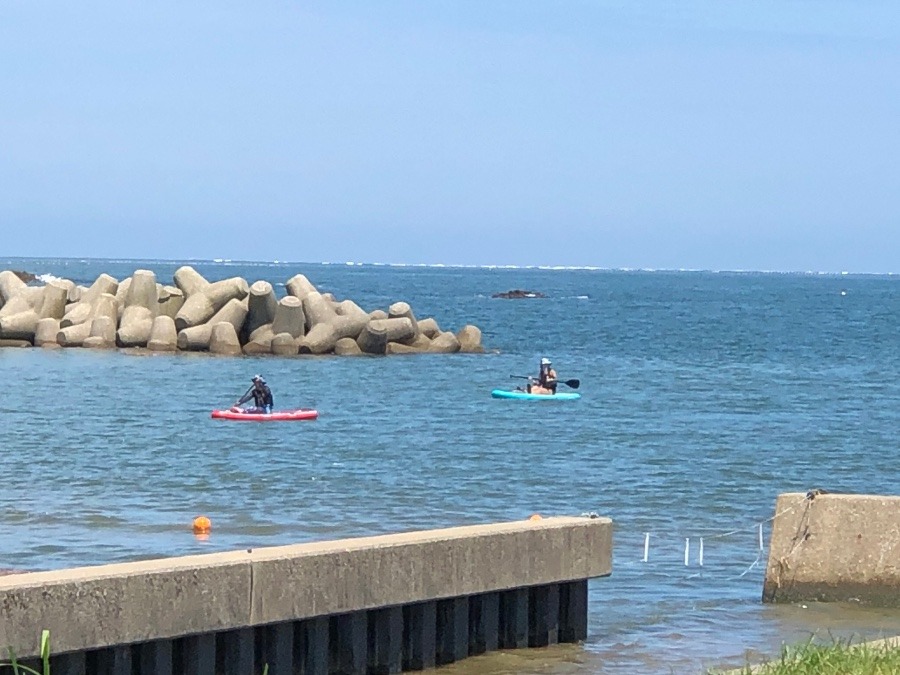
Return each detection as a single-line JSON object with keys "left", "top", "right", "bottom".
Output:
{"left": 763, "top": 492, "right": 900, "bottom": 605}
{"left": 248, "top": 517, "right": 610, "bottom": 626}
{"left": 0, "top": 551, "right": 252, "bottom": 658}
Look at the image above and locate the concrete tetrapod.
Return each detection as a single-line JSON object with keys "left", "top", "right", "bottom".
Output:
{"left": 147, "top": 316, "right": 178, "bottom": 352}
{"left": 0, "top": 270, "right": 27, "bottom": 307}
{"left": 272, "top": 296, "right": 306, "bottom": 339}
{"left": 210, "top": 323, "right": 243, "bottom": 356}
{"left": 271, "top": 332, "right": 299, "bottom": 356}
{"left": 243, "top": 281, "right": 278, "bottom": 343}
{"left": 175, "top": 277, "right": 249, "bottom": 332}
{"left": 173, "top": 266, "right": 209, "bottom": 298}
{"left": 334, "top": 337, "right": 363, "bottom": 356}
{"left": 456, "top": 325, "right": 484, "bottom": 353}
{"left": 368, "top": 318, "right": 416, "bottom": 344}
{"left": 34, "top": 318, "right": 61, "bottom": 348}
{"left": 156, "top": 285, "right": 185, "bottom": 320}
{"left": 117, "top": 270, "right": 158, "bottom": 347}
{"left": 388, "top": 301, "right": 420, "bottom": 343}
{"left": 0, "top": 283, "right": 68, "bottom": 340}
{"left": 285, "top": 273, "right": 317, "bottom": 301}
{"left": 357, "top": 321, "right": 389, "bottom": 355}
{"left": 301, "top": 291, "right": 337, "bottom": 329}
{"left": 84, "top": 316, "right": 117, "bottom": 349}
{"left": 417, "top": 317, "right": 441, "bottom": 339}
{"left": 58, "top": 294, "right": 119, "bottom": 347}
{"left": 177, "top": 298, "right": 248, "bottom": 351}
{"left": 428, "top": 331, "right": 461, "bottom": 353}
{"left": 61, "top": 274, "right": 119, "bottom": 328}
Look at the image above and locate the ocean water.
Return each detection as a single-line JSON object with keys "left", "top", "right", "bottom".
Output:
{"left": 2, "top": 257, "right": 899, "bottom": 674}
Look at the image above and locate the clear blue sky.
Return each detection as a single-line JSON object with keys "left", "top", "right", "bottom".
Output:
{"left": 2, "top": 1, "right": 898, "bottom": 271}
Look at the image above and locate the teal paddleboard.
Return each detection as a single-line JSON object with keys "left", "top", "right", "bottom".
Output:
{"left": 491, "top": 389, "right": 581, "bottom": 401}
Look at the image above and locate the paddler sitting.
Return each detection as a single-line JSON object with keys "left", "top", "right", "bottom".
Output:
{"left": 528, "top": 358, "right": 558, "bottom": 395}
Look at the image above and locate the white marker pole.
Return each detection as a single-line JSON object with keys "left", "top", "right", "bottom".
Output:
{"left": 643, "top": 533, "right": 650, "bottom": 563}
{"left": 699, "top": 537, "right": 704, "bottom": 567}
{"left": 684, "top": 538, "right": 690, "bottom": 566}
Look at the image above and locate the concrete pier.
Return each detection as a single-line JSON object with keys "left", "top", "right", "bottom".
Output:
{"left": 764, "top": 491, "right": 900, "bottom": 605}
{"left": 0, "top": 516, "right": 611, "bottom": 673}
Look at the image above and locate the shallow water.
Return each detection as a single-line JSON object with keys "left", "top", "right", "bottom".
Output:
{"left": 2, "top": 258, "right": 899, "bottom": 673}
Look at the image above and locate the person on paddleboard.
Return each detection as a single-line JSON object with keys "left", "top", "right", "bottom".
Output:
{"left": 235, "top": 375, "right": 274, "bottom": 414}
{"left": 528, "top": 357, "right": 558, "bottom": 395}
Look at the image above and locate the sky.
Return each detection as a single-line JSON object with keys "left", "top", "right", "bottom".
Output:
{"left": 1, "top": 1, "right": 899, "bottom": 271}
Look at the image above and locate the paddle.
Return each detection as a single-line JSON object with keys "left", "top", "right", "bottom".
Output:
{"left": 232, "top": 384, "right": 254, "bottom": 409}
{"left": 510, "top": 375, "right": 580, "bottom": 389}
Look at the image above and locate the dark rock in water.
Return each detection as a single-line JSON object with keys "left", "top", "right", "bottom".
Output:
{"left": 12, "top": 270, "right": 36, "bottom": 283}
{"left": 492, "top": 289, "right": 546, "bottom": 299}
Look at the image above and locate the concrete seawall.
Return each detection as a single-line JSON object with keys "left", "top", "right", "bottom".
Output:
{"left": 763, "top": 492, "right": 900, "bottom": 605}
{"left": 0, "top": 516, "right": 611, "bottom": 673}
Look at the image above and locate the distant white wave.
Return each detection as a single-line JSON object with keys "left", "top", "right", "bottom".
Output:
{"left": 37, "top": 273, "right": 65, "bottom": 284}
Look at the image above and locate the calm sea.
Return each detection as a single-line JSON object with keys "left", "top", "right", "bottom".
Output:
{"left": 2, "top": 257, "right": 899, "bottom": 674}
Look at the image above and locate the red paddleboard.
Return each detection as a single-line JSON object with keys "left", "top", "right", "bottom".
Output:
{"left": 211, "top": 408, "right": 318, "bottom": 422}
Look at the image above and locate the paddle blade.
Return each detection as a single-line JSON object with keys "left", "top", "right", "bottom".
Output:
{"left": 563, "top": 379, "right": 580, "bottom": 389}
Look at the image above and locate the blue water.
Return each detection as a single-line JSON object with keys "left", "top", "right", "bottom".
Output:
{"left": 2, "top": 258, "right": 900, "bottom": 674}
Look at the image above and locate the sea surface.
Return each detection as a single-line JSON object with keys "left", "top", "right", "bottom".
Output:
{"left": 2, "top": 257, "right": 899, "bottom": 674}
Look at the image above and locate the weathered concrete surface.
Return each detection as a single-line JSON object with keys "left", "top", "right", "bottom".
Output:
{"left": 0, "top": 551, "right": 251, "bottom": 658}
{"left": 0, "top": 517, "right": 611, "bottom": 658}
{"left": 763, "top": 492, "right": 900, "bottom": 605}
{"left": 250, "top": 516, "right": 611, "bottom": 625}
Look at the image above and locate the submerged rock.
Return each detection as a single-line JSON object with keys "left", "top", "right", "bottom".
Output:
{"left": 492, "top": 289, "right": 546, "bottom": 299}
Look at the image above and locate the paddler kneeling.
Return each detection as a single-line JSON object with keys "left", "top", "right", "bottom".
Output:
{"left": 234, "top": 375, "right": 274, "bottom": 414}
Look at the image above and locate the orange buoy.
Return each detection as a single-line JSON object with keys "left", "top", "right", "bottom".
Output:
{"left": 192, "top": 516, "right": 212, "bottom": 534}
{"left": 529, "top": 514, "right": 543, "bottom": 521}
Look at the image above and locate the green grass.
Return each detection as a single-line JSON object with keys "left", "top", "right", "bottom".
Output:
{"left": 0, "top": 630, "right": 50, "bottom": 675}
{"left": 725, "top": 637, "right": 900, "bottom": 675}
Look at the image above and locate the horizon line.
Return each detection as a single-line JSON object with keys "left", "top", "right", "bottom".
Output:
{"left": 1, "top": 255, "right": 896, "bottom": 277}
